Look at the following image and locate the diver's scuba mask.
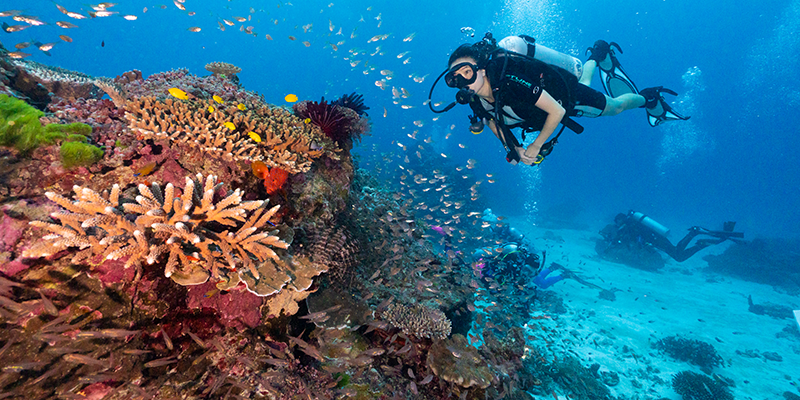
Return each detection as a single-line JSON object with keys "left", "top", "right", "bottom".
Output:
{"left": 429, "top": 62, "right": 481, "bottom": 113}
{"left": 428, "top": 32, "right": 496, "bottom": 114}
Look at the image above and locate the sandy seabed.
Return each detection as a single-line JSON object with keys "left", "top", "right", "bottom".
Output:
{"left": 508, "top": 223, "right": 799, "bottom": 399}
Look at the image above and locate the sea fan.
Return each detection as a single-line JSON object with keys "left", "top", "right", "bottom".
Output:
{"left": 294, "top": 98, "right": 353, "bottom": 143}
{"left": 332, "top": 92, "right": 370, "bottom": 116}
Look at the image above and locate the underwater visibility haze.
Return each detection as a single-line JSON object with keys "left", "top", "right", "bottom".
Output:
{"left": 0, "top": 0, "right": 799, "bottom": 399}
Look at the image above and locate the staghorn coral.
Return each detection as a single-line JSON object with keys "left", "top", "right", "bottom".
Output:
{"left": 655, "top": 335, "right": 723, "bottom": 372}
{"left": 205, "top": 61, "right": 242, "bottom": 77}
{"left": 125, "top": 96, "right": 339, "bottom": 174}
{"left": 22, "top": 173, "right": 290, "bottom": 293}
{"left": 381, "top": 303, "right": 452, "bottom": 340}
{"left": 672, "top": 371, "right": 733, "bottom": 400}
{"left": 427, "top": 333, "right": 493, "bottom": 389}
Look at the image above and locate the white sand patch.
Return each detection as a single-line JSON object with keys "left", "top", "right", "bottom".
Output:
{"left": 511, "top": 223, "right": 800, "bottom": 399}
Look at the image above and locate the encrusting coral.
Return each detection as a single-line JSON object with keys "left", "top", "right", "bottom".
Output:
{"left": 381, "top": 303, "right": 452, "bottom": 340}
{"left": 22, "top": 173, "right": 291, "bottom": 293}
{"left": 427, "top": 333, "right": 493, "bottom": 389}
{"left": 125, "top": 96, "right": 340, "bottom": 174}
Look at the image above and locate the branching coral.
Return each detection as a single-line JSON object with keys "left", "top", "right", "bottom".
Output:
{"left": 23, "top": 174, "right": 290, "bottom": 292}
{"left": 655, "top": 335, "right": 723, "bottom": 372}
{"left": 672, "top": 371, "right": 733, "bottom": 400}
{"left": 125, "top": 97, "right": 340, "bottom": 174}
{"left": 427, "top": 333, "right": 493, "bottom": 389}
{"left": 381, "top": 303, "right": 452, "bottom": 340}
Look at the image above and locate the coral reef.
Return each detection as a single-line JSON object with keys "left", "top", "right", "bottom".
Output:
{"left": 381, "top": 303, "right": 452, "bottom": 340}
{"left": 126, "top": 96, "right": 339, "bottom": 173}
{"left": 672, "top": 371, "right": 734, "bottom": 400}
{"left": 121, "top": 68, "right": 263, "bottom": 106}
{"left": 293, "top": 97, "right": 369, "bottom": 145}
{"left": 654, "top": 335, "right": 723, "bottom": 372}
{"left": 705, "top": 238, "right": 800, "bottom": 294}
{"left": 427, "top": 333, "right": 493, "bottom": 389}
{"left": 333, "top": 91, "right": 370, "bottom": 116}
{"left": 205, "top": 61, "right": 242, "bottom": 78}
{"left": 59, "top": 140, "right": 104, "bottom": 168}
{"left": 22, "top": 173, "right": 289, "bottom": 293}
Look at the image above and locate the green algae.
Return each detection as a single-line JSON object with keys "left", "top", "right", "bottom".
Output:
{"left": 0, "top": 94, "right": 94, "bottom": 159}
{"left": 0, "top": 94, "right": 46, "bottom": 153}
{"left": 60, "top": 141, "right": 104, "bottom": 169}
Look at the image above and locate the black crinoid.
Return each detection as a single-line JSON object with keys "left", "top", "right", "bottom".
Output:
{"left": 332, "top": 92, "right": 370, "bottom": 116}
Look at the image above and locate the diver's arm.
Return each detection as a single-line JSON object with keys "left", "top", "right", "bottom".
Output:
{"left": 525, "top": 90, "right": 566, "bottom": 158}
{"left": 487, "top": 119, "right": 502, "bottom": 142}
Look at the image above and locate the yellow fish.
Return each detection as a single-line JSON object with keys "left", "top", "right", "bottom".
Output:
{"left": 284, "top": 94, "right": 298, "bottom": 103}
{"left": 248, "top": 132, "right": 261, "bottom": 143}
{"left": 212, "top": 95, "right": 223, "bottom": 104}
{"left": 168, "top": 88, "right": 188, "bottom": 100}
{"left": 208, "top": 105, "right": 215, "bottom": 112}
{"left": 304, "top": 118, "right": 311, "bottom": 124}
{"left": 237, "top": 103, "right": 246, "bottom": 111}
{"left": 223, "top": 122, "right": 236, "bottom": 130}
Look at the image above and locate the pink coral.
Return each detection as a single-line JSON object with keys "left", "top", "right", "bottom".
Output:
{"left": 186, "top": 281, "right": 264, "bottom": 329}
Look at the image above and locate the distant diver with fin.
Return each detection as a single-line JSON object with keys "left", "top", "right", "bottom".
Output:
{"left": 598, "top": 211, "right": 744, "bottom": 266}
{"left": 584, "top": 40, "right": 690, "bottom": 126}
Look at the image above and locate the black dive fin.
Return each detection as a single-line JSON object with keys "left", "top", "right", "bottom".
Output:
{"left": 698, "top": 226, "right": 745, "bottom": 239}
{"left": 587, "top": 40, "right": 639, "bottom": 97}
{"left": 641, "top": 86, "right": 691, "bottom": 127}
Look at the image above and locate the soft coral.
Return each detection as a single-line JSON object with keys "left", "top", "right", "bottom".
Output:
{"left": 252, "top": 161, "right": 289, "bottom": 194}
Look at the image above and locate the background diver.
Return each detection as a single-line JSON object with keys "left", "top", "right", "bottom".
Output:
{"left": 429, "top": 33, "right": 689, "bottom": 166}
{"left": 598, "top": 211, "right": 744, "bottom": 263}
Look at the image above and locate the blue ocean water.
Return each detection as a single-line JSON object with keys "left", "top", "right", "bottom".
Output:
{"left": 4, "top": 0, "right": 798, "bottom": 239}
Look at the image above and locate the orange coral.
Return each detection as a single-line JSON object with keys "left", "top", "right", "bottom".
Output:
{"left": 252, "top": 161, "right": 289, "bottom": 194}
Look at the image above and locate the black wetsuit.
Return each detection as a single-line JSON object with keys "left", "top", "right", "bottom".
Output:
{"left": 599, "top": 215, "right": 721, "bottom": 263}
{"left": 467, "top": 55, "right": 607, "bottom": 136}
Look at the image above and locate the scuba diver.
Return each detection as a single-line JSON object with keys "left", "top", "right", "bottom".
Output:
{"left": 428, "top": 33, "right": 689, "bottom": 166}
{"left": 473, "top": 242, "right": 569, "bottom": 291}
{"left": 597, "top": 211, "right": 744, "bottom": 268}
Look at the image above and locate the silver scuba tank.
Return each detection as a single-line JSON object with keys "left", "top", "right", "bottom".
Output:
{"left": 631, "top": 211, "right": 670, "bottom": 237}
{"left": 498, "top": 35, "right": 583, "bottom": 80}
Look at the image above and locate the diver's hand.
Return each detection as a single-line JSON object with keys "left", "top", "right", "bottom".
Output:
{"left": 518, "top": 144, "right": 540, "bottom": 165}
